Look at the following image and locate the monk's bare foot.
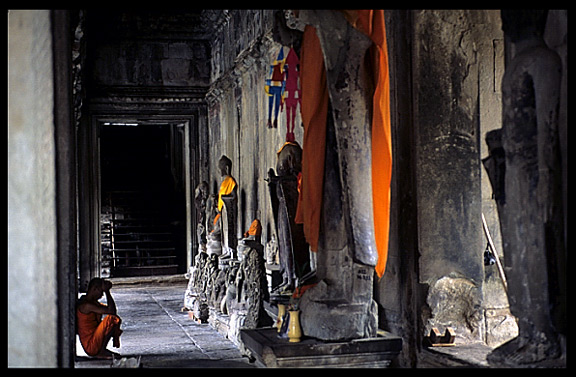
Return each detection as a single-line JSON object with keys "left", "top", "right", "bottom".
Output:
{"left": 93, "top": 349, "right": 119, "bottom": 360}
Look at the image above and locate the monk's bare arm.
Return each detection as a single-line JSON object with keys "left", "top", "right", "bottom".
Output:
{"left": 78, "top": 301, "right": 116, "bottom": 315}
{"left": 103, "top": 290, "right": 117, "bottom": 315}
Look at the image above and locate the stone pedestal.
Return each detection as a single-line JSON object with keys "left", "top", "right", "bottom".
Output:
{"left": 240, "top": 327, "right": 402, "bottom": 368}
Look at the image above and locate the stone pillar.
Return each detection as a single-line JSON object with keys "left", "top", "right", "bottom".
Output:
{"left": 412, "top": 10, "right": 485, "bottom": 342}
{"left": 8, "top": 10, "right": 58, "bottom": 367}
{"left": 53, "top": 9, "right": 78, "bottom": 367}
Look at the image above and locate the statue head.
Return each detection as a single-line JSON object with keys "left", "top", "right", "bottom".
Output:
{"left": 218, "top": 155, "right": 233, "bottom": 177}
{"left": 501, "top": 10, "right": 548, "bottom": 43}
{"left": 195, "top": 181, "right": 209, "bottom": 201}
{"left": 276, "top": 142, "right": 302, "bottom": 176}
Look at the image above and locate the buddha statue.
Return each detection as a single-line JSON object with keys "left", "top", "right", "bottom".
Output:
{"left": 194, "top": 181, "right": 209, "bottom": 252}
{"left": 205, "top": 193, "right": 222, "bottom": 256}
{"left": 267, "top": 142, "right": 311, "bottom": 295}
{"left": 216, "top": 155, "right": 238, "bottom": 260}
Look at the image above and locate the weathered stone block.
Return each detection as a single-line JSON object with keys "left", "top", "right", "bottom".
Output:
{"left": 160, "top": 58, "right": 191, "bottom": 85}
{"left": 424, "top": 276, "right": 484, "bottom": 343}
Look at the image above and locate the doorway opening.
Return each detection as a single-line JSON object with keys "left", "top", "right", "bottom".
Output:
{"left": 99, "top": 122, "right": 187, "bottom": 277}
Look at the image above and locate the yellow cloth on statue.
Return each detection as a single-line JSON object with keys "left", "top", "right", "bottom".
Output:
{"left": 218, "top": 175, "right": 237, "bottom": 211}
{"left": 277, "top": 141, "right": 300, "bottom": 155}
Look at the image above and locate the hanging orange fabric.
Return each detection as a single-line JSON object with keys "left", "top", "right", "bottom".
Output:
{"left": 343, "top": 10, "right": 392, "bottom": 279}
{"left": 295, "top": 13, "right": 392, "bottom": 278}
{"left": 294, "top": 25, "right": 329, "bottom": 253}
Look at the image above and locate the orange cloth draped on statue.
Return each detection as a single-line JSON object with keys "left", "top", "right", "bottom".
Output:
{"left": 294, "top": 25, "right": 329, "bottom": 253}
{"left": 77, "top": 304, "right": 122, "bottom": 356}
{"left": 244, "top": 219, "right": 263, "bottom": 237}
{"left": 212, "top": 213, "right": 221, "bottom": 232}
{"left": 343, "top": 10, "right": 392, "bottom": 278}
{"left": 295, "top": 11, "right": 392, "bottom": 278}
{"left": 218, "top": 176, "right": 237, "bottom": 211}
{"left": 277, "top": 141, "right": 300, "bottom": 155}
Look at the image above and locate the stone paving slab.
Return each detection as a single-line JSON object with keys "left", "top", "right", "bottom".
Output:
{"left": 75, "top": 282, "right": 255, "bottom": 368}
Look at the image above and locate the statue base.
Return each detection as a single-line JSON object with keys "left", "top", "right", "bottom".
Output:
{"left": 240, "top": 327, "right": 402, "bottom": 368}
{"left": 218, "top": 255, "right": 239, "bottom": 270}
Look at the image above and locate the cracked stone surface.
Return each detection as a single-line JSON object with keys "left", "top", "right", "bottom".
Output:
{"left": 75, "top": 282, "right": 255, "bottom": 368}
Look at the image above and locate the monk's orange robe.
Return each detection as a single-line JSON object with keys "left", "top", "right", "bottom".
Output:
{"left": 218, "top": 176, "right": 237, "bottom": 211}
{"left": 77, "top": 303, "right": 122, "bottom": 356}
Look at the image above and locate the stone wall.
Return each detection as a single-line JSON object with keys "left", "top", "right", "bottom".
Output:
{"left": 86, "top": 10, "right": 211, "bottom": 89}
{"left": 376, "top": 10, "right": 517, "bottom": 366}
{"left": 206, "top": 10, "right": 304, "bottom": 245}
{"left": 205, "top": 9, "right": 519, "bottom": 362}
{"left": 186, "top": 9, "right": 300, "bottom": 350}
{"left": 8, "top": 10, "right": 59, "bottom": 367}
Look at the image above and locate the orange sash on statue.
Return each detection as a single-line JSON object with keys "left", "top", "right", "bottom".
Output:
{"left": 244, "top": 219, "right": 263, "bottom": 237}
{"left": 218, "top": 175, "right": 237, "bottom": 211}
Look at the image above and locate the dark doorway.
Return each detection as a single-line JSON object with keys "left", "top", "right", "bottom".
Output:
{"left": 99, "top": 122, "right": 187, "bottom": 277}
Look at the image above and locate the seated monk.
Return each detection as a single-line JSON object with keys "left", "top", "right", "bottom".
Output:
{"left": 77, "top": 278, "right": 123, "bottom": 359}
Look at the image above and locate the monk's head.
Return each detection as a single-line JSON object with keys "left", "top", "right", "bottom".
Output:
{"left": 87, "top": 277, "right": 105, "bottom": 299}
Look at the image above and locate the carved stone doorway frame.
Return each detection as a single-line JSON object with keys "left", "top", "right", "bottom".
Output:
{"left": 78, "top": 99, "right": 204, "bottom": 289}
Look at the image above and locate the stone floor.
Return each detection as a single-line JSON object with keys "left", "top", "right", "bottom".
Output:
{"left": 74, "top": 280, "right": 255, "bottom": 368}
